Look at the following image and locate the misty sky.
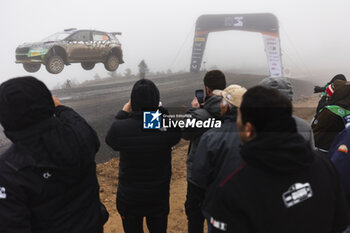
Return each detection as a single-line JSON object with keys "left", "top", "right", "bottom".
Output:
{"left": 1, "top": 0, "right": 350, "bottom": 88}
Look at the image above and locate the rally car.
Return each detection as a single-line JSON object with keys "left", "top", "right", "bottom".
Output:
{"left": 15, "top": 28, "right": 124, "bottom": 74}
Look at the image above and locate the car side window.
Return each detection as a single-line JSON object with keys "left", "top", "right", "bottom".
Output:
{"left": 69, "top": 31, "right": 91, "bottom": 42}
{"left": 93, "top": 32, "right": 109, "bottom": 41}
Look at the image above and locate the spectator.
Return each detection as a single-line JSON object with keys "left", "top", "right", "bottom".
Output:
{"left": 182, "top": 70, "right": 226, "bottom": 233}
{"left": 210, "top": 86, "right": 348, "bottom": 233}
{"left": 312, "top": 79, "right": 350, "bottom": 153}
{"left": 314, "top": 74, "right": 347, "bottom": 113}
{"left": 191, "top": 84, "right": 247, "bottom": 231}
{"left": 0, "top": 76, "right": 108, "bottom": 233}
{"left": 259, "top": 77, "right": 315, "bottom": 148}
{"left": 329, "top": 127, "right": 350, "bottom": 233}
{"left": 105, "top": 79, "right": 181, "bottom": 233}
{"left": 138, "top": 60, "right": 148, "bottom": 79}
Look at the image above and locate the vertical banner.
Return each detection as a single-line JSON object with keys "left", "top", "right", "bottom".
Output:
{"left": 190, "top": 34, "right": 208, "bottom": 73}
{"left": 262, "top": 33, "right": 283, "bottom": 77}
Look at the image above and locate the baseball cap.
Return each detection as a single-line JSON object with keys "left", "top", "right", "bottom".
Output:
{"left": 212, "top": 84, "right": 247, "bottom": 107}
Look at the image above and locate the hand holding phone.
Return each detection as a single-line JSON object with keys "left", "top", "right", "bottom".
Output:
{"left": 195, "top": 89, "right": 204, "bottom": 104}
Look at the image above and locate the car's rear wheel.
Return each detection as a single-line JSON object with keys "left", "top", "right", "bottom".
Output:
{"left": 81, "top": 62, "right": 95, "bottom": 70}
{"left": 46, "top": 55, "right": 64, "bottom": 74}
{"left": 104, "top": 54, "right": 119, "bottom": 71}
{"left": 23, "top": 63, "right": 41, "bottom": 73}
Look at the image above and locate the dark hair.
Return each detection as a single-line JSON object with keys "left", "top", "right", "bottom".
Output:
{"left": 240, "top": 86, "right": 293, "bottom": 133}
{"left": 203, "top": 70, "right": 226, "bottom": 91}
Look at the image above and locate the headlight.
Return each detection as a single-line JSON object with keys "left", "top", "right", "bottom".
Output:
{"left": 28, "top": 48, "right": 48, "bottom": 57}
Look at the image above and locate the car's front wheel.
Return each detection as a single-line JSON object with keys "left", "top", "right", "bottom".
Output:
{"left": 23, "top": 63, "right": 41, "bottom": 73}
{"left": 104, "top": 54, "right": 119, "bottom": 71}
{"left": 81, "top": 62, "right": 95, "bottom": 70}
{"left": 46, "top": 56, "right": 64, "bottom": 74}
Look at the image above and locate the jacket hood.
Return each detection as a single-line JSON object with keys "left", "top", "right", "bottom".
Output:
{"left": 203, "top": 95, "right": 223, "bottom": 119}
{"left": 241, "top": 116, "right": 314, "bottom": 173}
{"left": 259, "top": 77, "right": 293, "bottom": 101}
{"left": 0, "top": 76, "right": 55, "bottom": 131}
{"left": 130, "top": 79, "right": 160, "bottom": 112}
{"left": 329, "top": 80, "right": 350, "bottom": 109}
{"left": 328, "top": 74, "right": 346, "bottom": 85}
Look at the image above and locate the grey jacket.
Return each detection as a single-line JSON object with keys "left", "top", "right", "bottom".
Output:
{"left": 182, "top": 95, "right": 222, "bottom": 184}
{"left": 293, "top": 115, "right": 315, "bottom": 149}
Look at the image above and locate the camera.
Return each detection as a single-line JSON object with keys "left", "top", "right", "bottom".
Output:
{"left": 314, "top": 86, "right": 326, "bottom": 93}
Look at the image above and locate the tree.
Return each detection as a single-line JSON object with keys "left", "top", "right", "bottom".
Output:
{"left": 94, "top": 73, "right": 101, "bottom": 80}
{"left": 124, "top": 68, "right": 132, "bottom": 77}
{"left": 108, "top": 71, "right": 117, "bottom": 78}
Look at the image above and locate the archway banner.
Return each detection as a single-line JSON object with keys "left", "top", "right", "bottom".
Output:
{"left": 190, "top": 13, "right": 283, "bottom": 77}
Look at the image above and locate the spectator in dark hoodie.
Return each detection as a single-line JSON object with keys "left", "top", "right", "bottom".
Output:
{"left": 182, "top": 70, "right": 226, "bottom": 233}
{"left": 105, "top": 79, "right": 181, "bottom": 233}
{"left": 210, "top": 86, "right": 348, "bottom": 233}
{"left": 191, "top": 84, "right": 247, "bottom": 232}
{"left": 0, "top": 76, "right": 108, "bottom": 233}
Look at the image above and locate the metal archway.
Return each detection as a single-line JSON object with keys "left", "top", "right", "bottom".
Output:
{"left": 190, "top": 13, "right": 283, "bottom": 77}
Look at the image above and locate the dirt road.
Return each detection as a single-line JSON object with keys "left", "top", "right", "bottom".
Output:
{"left": 0, "top": 72, "right": 316, "bottom": 160}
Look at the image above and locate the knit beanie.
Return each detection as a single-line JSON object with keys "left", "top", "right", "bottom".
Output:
{"left": 130, "top": 79, "right": 160, "bottom": 112}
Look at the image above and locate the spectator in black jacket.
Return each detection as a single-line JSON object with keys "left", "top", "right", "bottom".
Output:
{"left": 191, "top": 84, "right": 246, "bottom": 231}
{"left": 0, "top": 76, "right": 108, "bottom": 233}
{"left": 105, "top": 79, "right": 181, "bottom": 233}
{"left": 182, "top": 70, "right": 226, "bottom": 233}
{"left": 210, "top": 86, "right": 348, "bottom": 233}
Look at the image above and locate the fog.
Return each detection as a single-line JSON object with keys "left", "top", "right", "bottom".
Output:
{"left": 1, "top": 0, "right": 350, "bottom": 88}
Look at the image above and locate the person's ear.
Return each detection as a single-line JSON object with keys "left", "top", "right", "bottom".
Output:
{"left": 244, "top": 122, "right": 256, "bottom": 141}
{"left": 205, "top": 86, "right": 212, "bottom": 96}
{"left": 220, "top": 102, "right": 229, "bottom": 117}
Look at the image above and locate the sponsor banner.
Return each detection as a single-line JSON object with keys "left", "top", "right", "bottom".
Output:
{"left": 190, "top": 34, "right": 208, "bottom": 72}
{"left": 262, "top": 33, "right": 283, "bottom": 77}
{"left": 194, "top": 37, "right": 206, "bottom": 42}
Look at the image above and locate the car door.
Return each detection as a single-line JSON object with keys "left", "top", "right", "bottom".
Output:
{"left": 91, "top": 31, "right": 110, "bottom": 61}
{"left": 65, "top": 31, "right": 93, "bottom": 61}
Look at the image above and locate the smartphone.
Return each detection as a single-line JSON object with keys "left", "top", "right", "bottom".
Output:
{"left": 195, "top": 89, "right": 204, "bottom": 104}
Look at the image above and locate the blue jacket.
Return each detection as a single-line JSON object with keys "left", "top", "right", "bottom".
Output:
{"left": 329, "top": 127, "right": 350, "bottom": 222}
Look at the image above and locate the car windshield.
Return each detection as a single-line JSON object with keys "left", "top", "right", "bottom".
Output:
{"left": 108, "top": 33, "right": 120, "bottom": 43}
{"left": 42, "top": 32, "right": 71, "bottom": 42}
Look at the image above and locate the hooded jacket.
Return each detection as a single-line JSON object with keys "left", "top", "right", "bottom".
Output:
{"left": 312, "top": 80, "right": 350, "bottom": 151}
{"left": 0, "top": 77, "right": 107, "bottom": 233}
{"left": 182, "top": 95, "right": 222, "bottom": 183}
{"left": 105, "top": 79, "right": 181, "bottom": 215}
{"left": 0, "top": 106, "right": 108, "bottom": 233}
{"left": 210, "top": 124, "right": 348, "bottom": 233}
